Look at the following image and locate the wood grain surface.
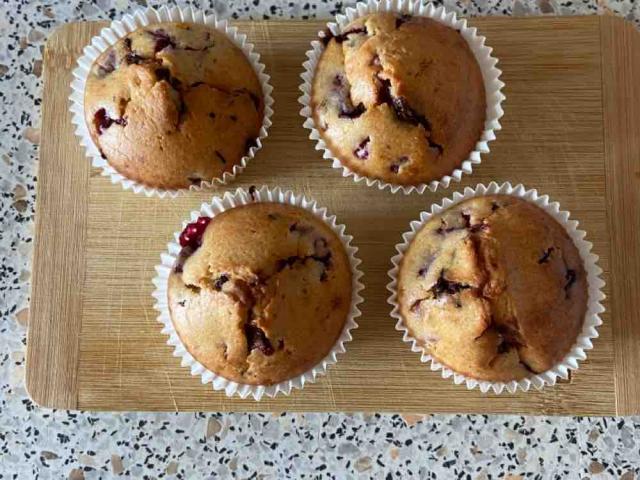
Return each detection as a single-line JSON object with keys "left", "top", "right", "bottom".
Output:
{"left": 26, "top": 16, "right": 640, "bottom": 414}
{"left": 600, "top": 16, "right": 640, "bottom": 416}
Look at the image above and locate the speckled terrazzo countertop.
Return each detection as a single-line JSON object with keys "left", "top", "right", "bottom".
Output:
{"left": 2, "top": 1, "right": 640, "bottom": 478}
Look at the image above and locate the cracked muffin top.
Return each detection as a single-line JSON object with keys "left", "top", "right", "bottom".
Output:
{"left": 84, "top": 22, "right": 264, "bottom": 190}
{"left": 311, "top": 13, "right": 486, "bottom": 186}
{"left": 397, "top": 195, "right": 588, "bottom": 383}
{"left": 167, "top": 202, "right": 353, "bottom": 386}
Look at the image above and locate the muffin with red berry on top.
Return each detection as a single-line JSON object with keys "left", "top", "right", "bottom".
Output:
{"left": 167, "top": 202, "right": 353, "bottom": 385}
{"left": 84, "top": 22, "right": 264, "bottom": 190}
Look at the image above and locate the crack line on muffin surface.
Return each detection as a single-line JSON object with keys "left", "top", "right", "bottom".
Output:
{"left": 465, "top": 219, "right": 533, "bottom": 372}
{"left": 374, "top": 74, "right": 443, "bottom": 155}
{"left": 177, "top": 233, "right": 335, "bottom": 363}
{"left": 94, "top": 35, "right": 262, "bottom": 138}
{"left": 93, "top": 71, "right": 261, "bottom": 141}
{"left": 164, "top": 78, "right": 261, "bottom": 130}
{"left": 341, "top": 14, "right": 440, "bottom": 153}
{"left": 412, "top": 204, "right": 538, "bottom": 374}
{"left": 213, "top": 275, "right": 276, "bottom": 358}
{"left": 110, "top": 29, "right": 217, "bottom": 67}
{"left": 330, "top": 18, "right": 445, "bottom": 166}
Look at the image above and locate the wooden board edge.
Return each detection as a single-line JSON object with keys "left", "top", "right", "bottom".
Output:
{"left": 25, "top": 23, "right": 93, "bottom": 410}
{"left": 600, "top": 15, "right": 640, "bottom": 416}
{"left": 27, "top": 17, "right": 618, "bottom": 415}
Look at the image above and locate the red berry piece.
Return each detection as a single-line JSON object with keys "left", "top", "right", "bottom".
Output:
{"left": 178, "top": 216, "right": 211, "bottom": 248}
{"left": 196, "top": 216, "right": 211, "bottom": 227}
{"left": 178, "top": 230, "right": 192, "bottom": 248}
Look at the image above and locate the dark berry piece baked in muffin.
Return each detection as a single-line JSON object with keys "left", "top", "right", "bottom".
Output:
{"left": 85, "top": 22, "right": 264, "bottom": 190}
{"left": 397, "top": 195, "right": 588, "bottom": 382}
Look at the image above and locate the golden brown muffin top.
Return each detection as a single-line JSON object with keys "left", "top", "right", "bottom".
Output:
{"left": 397, "top": 195, "right": 588, "bottom": 382}
{"left": 311, "top": 13, "right": 486, "bottom": 186}
{"left": 84, "top": 22, "right": 264, "bottom": 190}
{"left": 168, "top": 203, "right": 353, "bottom": 386}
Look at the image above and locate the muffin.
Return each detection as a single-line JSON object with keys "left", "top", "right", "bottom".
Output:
{"left": 167, "top": 202, "right": 353, "bottom": 385}
{"left": 397, "top": 195, "right": 588, "bottom": 382}
{"left": 310, "top": 12, "right": 486, "bottom": 186}
{"left": 84, "top": 22, "right": 264, "bottom": 190}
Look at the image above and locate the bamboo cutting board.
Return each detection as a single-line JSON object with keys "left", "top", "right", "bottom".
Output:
{"left": 27, "top": 16, "right": 640, "bottom": 414}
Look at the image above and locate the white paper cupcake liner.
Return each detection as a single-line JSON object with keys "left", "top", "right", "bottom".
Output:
{"left": 387, "top": 182, "right": 606, "bottom": 393}
{"left": 70, "top": 6, "right": 274, "bottom": 198}
{"left": 299, "top": 0, "right": 505, "bottom": 194}
{"left": 152, "top": 186, "right": 365, "bottom": 400}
